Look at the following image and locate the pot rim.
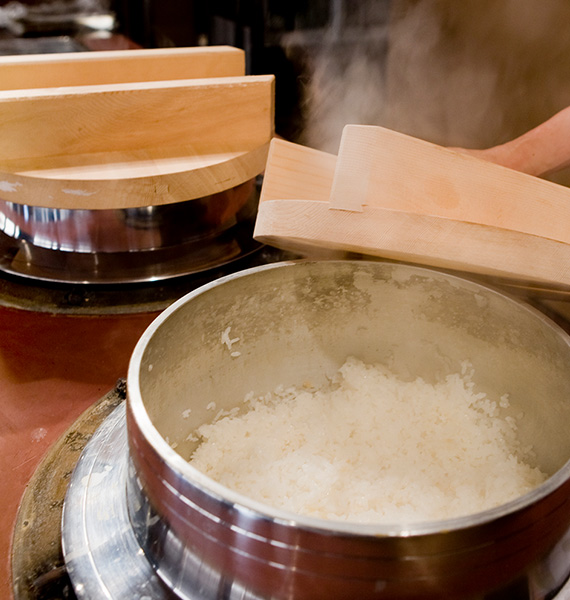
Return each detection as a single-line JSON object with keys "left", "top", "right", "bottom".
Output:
{"left": 126, "top": 259, "right": 570, "bottom": 537}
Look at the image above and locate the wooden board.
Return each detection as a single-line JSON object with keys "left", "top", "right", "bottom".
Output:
{"left": 330, "top": 124, "right": 570, "bottom": 245}
{"left": 259, "top": 137, "right": 337, "bottom": 203}
{"left": 0, "top": 46, "right": 245, "bottom": 90}
{"left": 254, "top": 136, "right": 570, "bottom": 288}
{"left": 255, "top": 198, "right": 570, "bottom": 286}
{"left": 0, "top": 73, "right": 274, "bottom": 209}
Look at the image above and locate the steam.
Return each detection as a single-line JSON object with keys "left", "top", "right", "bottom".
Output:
{"left": 299, "top": 44, "right": 387, "bottom": 153}
{"left": 280, "top": 0, "right": 570, "bottom": 317}
{"left": 294, "top": 0, "right": 570, "bottom": 166}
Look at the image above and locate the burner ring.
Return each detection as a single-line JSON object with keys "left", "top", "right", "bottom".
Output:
{"left": 61, "top": 402, "right": 175, "bottom": 599}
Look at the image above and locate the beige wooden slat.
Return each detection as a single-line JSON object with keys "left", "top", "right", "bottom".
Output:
{"left": 0, "top": 46, "right": 245, "bottom": 90}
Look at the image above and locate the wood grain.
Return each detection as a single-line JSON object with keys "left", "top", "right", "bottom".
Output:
{"left": 0, "top": 76, "right": 274, "bottom": 161}
{"left": 259, "top": 138, "right": 336, "bottom": 203}
{"left": 1, "top": 144, "right": 269, "bottom": 210}
{"left": 255, "top": 134, "right": 570, "bottom": 288}
{"left": 255, "top": 198, "right": 570, "bottom": 286}
{"left": 0, "top": 74, "right": 274, "bottom": 208}
{"left": 0, "top": 46, "right": 245, "bottom": 91}
{"left": 331, "top": 124, "right": 570, "bottom": 245}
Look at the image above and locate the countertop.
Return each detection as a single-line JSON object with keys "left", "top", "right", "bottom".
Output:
{"left": 0, "top": 303, "right": 159, "bottom": 599}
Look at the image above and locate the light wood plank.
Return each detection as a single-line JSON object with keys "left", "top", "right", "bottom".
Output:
{"left": 0, "top": 46, "right": 245, "bottom": 90}
{"left": 259, "top": 138, "right": 337, "bottom": 203}
{"left": 0, "top": 145, "right": 269, "bottom": 209}
{"left": 330, "top": 124, "right": 570, "bottom": 245}
{"left": 0, "top": 75, "right": 274, "bottom": 161}
{"left": 255, "top": 134, "right": 570, "bottom": 288}
{"left": 255, "top": 198, "right": 570, "bottom": 287}
{"left": 0, "top": 74, "right": 274, "bottom": 208}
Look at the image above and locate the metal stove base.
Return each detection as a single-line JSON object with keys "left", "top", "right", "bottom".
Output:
{"left": 62, "top": 402, "right": 177, "bottom": 599}
{"left": 0, "top": 245, "right": 299, "bottom": 315}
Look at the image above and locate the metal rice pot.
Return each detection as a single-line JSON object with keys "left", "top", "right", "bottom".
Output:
{"left": 126, "top": 260, "right": 570, "bottom": 600}
{"left": 0, "top": 179, "right": 258, "bottom": 284}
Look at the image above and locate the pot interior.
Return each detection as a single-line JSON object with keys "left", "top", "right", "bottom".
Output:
{"left": 133, "top": 260, "right": 570, "bottom": 503}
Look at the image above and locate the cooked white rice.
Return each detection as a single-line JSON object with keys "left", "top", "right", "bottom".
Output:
{"left": 187, "top": 357, "right": 547, "bottom": 523}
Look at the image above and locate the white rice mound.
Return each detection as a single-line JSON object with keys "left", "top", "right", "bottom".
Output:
{"left": 187, "top": 357, "right": 547, "bottom": 523}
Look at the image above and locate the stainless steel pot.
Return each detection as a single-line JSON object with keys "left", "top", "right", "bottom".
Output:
{"left": 0, "top": 179, "right": 259, "bottom": 284}
{"left": 126, "top": 260, "right": 570, "bottom": 599}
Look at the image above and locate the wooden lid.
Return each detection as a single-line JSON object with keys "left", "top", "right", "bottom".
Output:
{"left": 254, "top": 127, "right": 570, "bottom": 290}
{"left": 0, "top": 47, "right": 274, "bottom": 209}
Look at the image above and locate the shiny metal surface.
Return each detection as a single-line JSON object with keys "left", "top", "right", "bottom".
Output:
{"left": 0, "top": 245, "right": 296, "bottom": 315}
{"left": 62, "top": 400, "right": 570, "bottom": 600}
{"left": 0, "top": 179, "right": 259, "bottom": 283}
{"left": 62, "top": 402, "right": 175, "bottom": 599}
{"left": 127, "top": 260, "right": 570, "bottom": 599}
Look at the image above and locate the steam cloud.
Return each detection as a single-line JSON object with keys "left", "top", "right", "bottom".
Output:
{"left": 295, "top": 0, "right": 570, "bottom": 177}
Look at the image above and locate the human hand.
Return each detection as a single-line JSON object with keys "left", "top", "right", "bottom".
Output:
{"left": 451, "top": 105, "right": 570, "bottom": 177}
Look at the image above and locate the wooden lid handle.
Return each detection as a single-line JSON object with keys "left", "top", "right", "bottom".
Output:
{"left": 254, "top": 132, "right": 570, "bottom": 290}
